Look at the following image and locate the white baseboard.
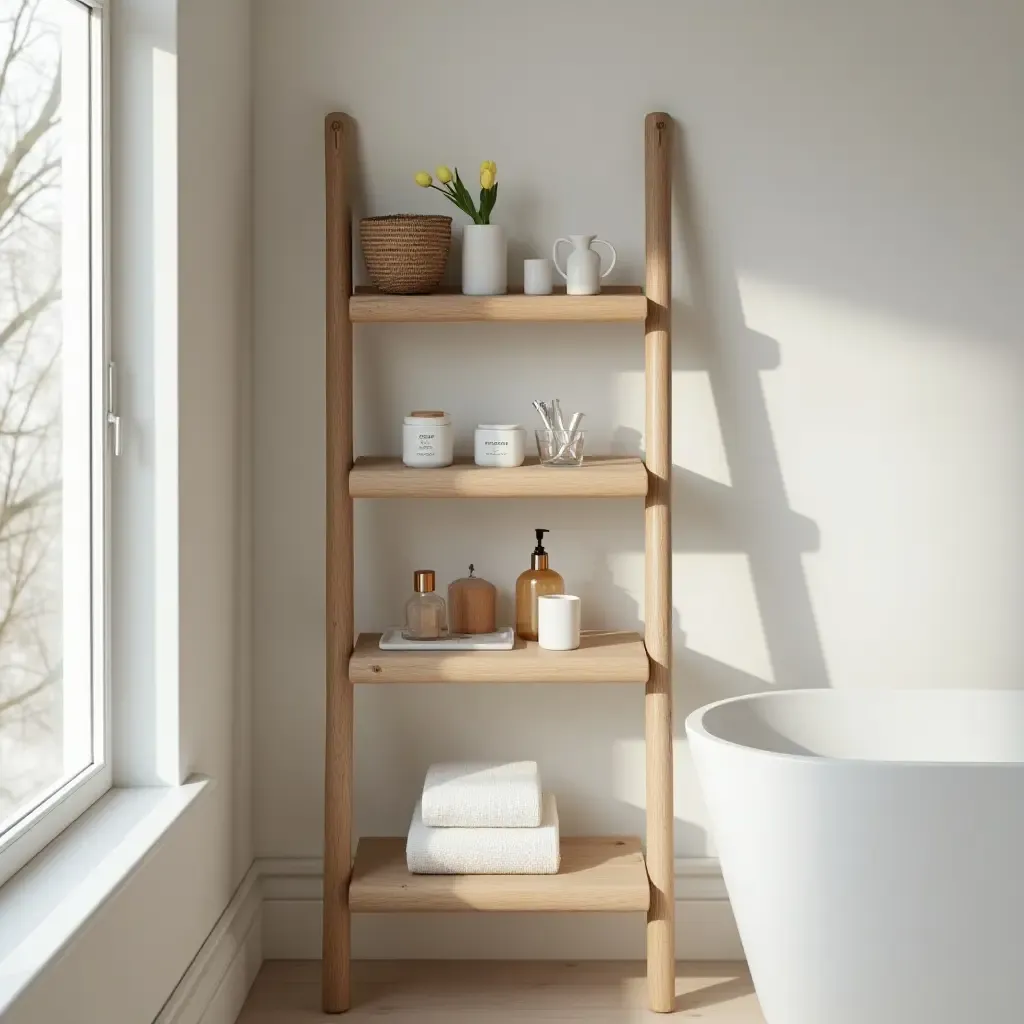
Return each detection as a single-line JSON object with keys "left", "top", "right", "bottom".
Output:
{"left": 156, "top": 864, "right": 263, "bottom": 1024}
{"left": 259, "top": 856, "right": 743, "bottom": 962}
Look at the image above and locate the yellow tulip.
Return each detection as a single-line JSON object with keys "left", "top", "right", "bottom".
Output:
{"left": 414, "top": 171, "right": 432, "bottom": 187}
{"left": 480, "top": 167, "right": 495, "bottom": 189}
{"left": 435, "top": 165, "right": 452, "bottom": 184}
{"left": 480, "top": 160, "right": 491, "bottom": 173}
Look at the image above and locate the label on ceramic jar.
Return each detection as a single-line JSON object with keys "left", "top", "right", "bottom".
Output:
{"left": 404, "top": 418, "right": 452, "bottom": 467}
{"left": 474, "top": 426, "right": 524, "bottom": 468}
{"left": 415, "top": 430, "right": 440, "bottom": 455}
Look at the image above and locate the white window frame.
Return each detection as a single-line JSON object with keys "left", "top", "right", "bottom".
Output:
{"left": 0, "top": 0, "right": 110, "bottom": 888}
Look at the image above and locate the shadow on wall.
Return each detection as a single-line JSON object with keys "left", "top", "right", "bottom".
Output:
{"left": 568, "top": 127, "right": 831, "bottom": 716}
{"left": 671, "top": 127, "right": 831, "bottom": 723}
{"left": 601, "top": 128, "right": 833, "bottom": 851}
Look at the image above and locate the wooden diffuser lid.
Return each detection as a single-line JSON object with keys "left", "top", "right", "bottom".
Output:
{"left": 447, "top": 564, "right": 497, "bottom": 635}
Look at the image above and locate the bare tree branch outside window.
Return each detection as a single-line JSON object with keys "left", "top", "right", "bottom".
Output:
{"left": 0, "top": 0, "right": 65, "bottom": 826}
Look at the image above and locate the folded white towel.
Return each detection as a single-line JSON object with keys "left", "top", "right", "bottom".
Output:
{"left": 421, "top": 760, "right": 543, "bottom": 828}
{"left": 407, "top": 793, "right": 560, "bottom": 875}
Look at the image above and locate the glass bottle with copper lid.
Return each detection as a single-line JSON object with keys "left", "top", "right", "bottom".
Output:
{"left": 404, "top": 569, "right": 447, "bottom": 640}
{"left": 515, "top": 529, "right": 565, "bottom": 641}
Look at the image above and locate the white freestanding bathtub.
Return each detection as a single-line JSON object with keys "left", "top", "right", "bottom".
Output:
{"left": 686, "top": 689, "right": 1024, "bottom": 1024}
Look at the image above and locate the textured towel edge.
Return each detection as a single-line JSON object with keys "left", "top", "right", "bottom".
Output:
{"left": 407, "top": 794, "right": 560, "bottom": 875}
{"left": 421, "top": 760, "right": 543, "bottom": 828}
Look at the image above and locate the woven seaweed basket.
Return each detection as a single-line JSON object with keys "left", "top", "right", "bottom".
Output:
{"left": 359, "top": 214, "right": 452, "bottom": 294}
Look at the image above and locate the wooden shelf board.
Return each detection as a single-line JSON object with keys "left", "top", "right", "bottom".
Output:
{"left": 350, "top": 285, "right": 647, "bottom": 323}
{"left": 350, "top": 456, "right": 647, "bottom": 499}
{"left": 349, "top": 835, "right": 650, "bottom": 912}
{"left": 350, "top": 630, "right": 650, "bottom": 685}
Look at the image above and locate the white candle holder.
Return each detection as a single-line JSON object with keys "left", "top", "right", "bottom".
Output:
{"left": 537, "top": 594, "right": 581, "bottom": 651}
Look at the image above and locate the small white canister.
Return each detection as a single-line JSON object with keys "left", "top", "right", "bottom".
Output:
{"left": 537, "top": 594, "right": 581, "bottom": 651}
{"left": 403, "top": 411, "right": 453, "bottom": 468}
{"left": 474, "top": 424, "right": 526, "bottom": 468}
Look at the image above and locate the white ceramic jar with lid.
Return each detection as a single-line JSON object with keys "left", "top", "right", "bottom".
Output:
{"left": 474, "top": 424, "right": 526, "bottom": 468}
{"left": 403, "top": 411, "right": 453, "bottom": 468}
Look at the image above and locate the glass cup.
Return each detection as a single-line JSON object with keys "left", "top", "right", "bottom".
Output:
{"left": 535, "top": 429, "right": 585, "bottom": 467}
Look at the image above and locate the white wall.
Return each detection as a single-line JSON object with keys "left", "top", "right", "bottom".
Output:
{"left": 252, "top": 0, "right": 1024, "bottom": 953}
{"left": 177, "top": 0, "right": 254, "bottom": 893}
{"left": 114, "top": 0, "right": 255, "bottom": 905}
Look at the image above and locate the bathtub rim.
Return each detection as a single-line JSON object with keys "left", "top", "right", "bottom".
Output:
{"left": 684, "top": 688, "right": 1024, "bottom": 767}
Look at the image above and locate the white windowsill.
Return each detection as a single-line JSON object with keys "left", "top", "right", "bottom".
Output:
{"left": 0, "top": 778, "right": 209, "bottom": 1016}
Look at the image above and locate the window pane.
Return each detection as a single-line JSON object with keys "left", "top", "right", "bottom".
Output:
{"left": 0, "top": 0, "right": 94, "bottom": 834}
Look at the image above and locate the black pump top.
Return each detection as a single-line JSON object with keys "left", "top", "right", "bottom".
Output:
{"left": 533, "top": 528, "right": 550, "bottom": 555}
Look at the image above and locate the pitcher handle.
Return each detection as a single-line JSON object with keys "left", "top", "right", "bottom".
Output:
{"left": 552, "top": 237, "right": 572, "bottom": 280}
{"left": 593, "top": 238, "right": 617, "bottom": 279}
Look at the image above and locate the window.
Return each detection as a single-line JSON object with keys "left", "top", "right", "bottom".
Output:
{"left": 0, "top": 0, "right": 107, "bottom": 885}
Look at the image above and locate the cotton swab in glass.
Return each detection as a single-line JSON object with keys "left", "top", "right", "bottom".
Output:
{"left": 532, "top": 400, "right": 554, "bottom": 431}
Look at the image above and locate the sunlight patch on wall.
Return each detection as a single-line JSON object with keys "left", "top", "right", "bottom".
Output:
{"left": 677, "top": 552, "right": 773, "bottom": 684}
{"left": 736, "top": 272, "right": 1024, "bottom": 691}
{"left": 613, "top": 370, "right": 730, "bottom": 486}
{"left": 672, "top": 370, "right": 731, "bottom": 486}
{"left": 152, "top": 44, "right": 180, "bottom": 784}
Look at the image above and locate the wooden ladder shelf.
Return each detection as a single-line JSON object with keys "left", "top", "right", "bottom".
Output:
{"left": 323, "top": 112, "right": 674, "bottom": 1013}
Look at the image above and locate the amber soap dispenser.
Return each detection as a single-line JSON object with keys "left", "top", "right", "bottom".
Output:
{"left": 515, "top": 528, "right": 565, "bottom": 641}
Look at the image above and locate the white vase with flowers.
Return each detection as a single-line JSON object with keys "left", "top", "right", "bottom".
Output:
{"left": 415, "top": 161, "right": 505, "bottom": 295}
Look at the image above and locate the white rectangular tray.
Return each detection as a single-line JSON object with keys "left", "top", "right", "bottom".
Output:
{"left": 378, "top": 627, "right": 516, "bottom": 651}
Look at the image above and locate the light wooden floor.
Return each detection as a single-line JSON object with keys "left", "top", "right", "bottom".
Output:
{"left": 236, "top": 961, "right": 764, "bottom": 1022}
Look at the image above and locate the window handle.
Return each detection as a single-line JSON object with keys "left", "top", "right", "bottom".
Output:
{"left": 106, "top": 361, "right": 122, "bottom": 457}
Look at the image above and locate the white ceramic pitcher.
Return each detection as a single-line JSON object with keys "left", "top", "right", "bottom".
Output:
{"left": 552, "top": 234, "right": 617, "bottom": 295}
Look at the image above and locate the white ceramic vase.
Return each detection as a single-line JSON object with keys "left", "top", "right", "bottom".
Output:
{"left": 552, "top": 234, "right": 617, "bottom": 295}
{"left": 462, "top": 224, "right": 507, "bottom": 295}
